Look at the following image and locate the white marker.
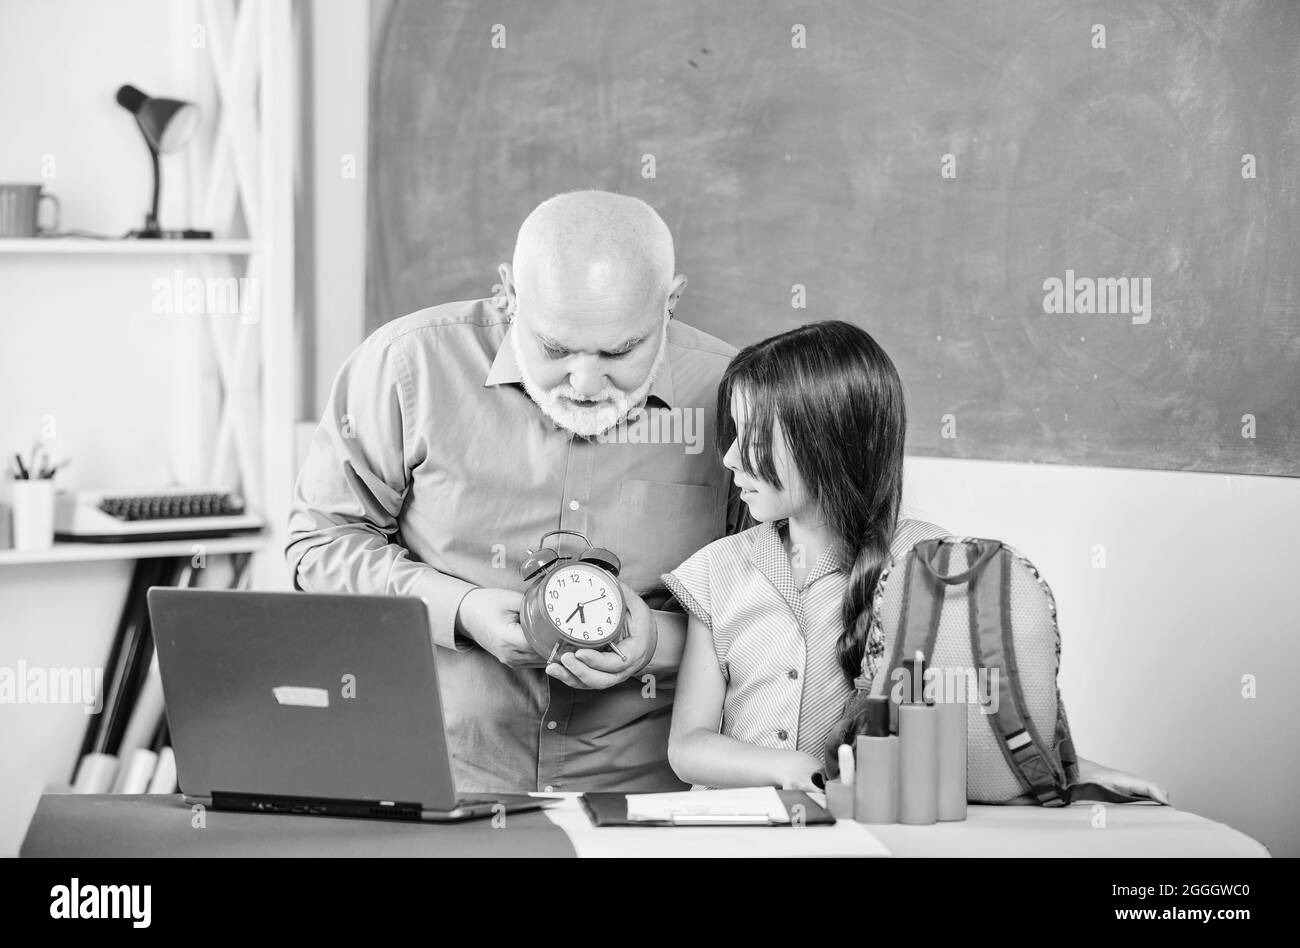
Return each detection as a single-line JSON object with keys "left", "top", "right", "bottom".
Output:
{"left": 838, "top": 743, "right": 855, "bottom": 785}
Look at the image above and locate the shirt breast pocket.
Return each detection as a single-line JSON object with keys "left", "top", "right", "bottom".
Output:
{"left": 616, "top": 479, "right": 723, "bottom": 596}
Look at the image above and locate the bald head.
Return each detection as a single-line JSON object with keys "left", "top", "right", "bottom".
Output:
{"left": 499, "top": 190, "right": 687, "bottom": 436}
{"left": 511, "top": 190, "right": 675, "bottom": 306}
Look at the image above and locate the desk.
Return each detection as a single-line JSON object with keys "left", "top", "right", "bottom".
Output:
{"left": 20, "top": 793, "right": 1269, "bottom": 857}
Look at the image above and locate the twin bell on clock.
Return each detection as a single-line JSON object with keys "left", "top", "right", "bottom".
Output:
{"left": 518, "top": 530, "right": 630, "bottom": 664}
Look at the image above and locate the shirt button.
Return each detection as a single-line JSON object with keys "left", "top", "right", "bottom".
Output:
{"left": 788, "top": 669, "right": 799, "bottom": 680}
{"left": 546, "top": 720, "right": 558, "bottom": 730}
{"left": 777, "top": 729, "right": 789, "bottom": 741}
{"left": 569, "top": 500, "right": 580, "bottom": 510}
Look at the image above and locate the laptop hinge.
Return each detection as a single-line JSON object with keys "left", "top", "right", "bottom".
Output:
{"left": 211, "top": 790, "right": 425, "bottom": 821}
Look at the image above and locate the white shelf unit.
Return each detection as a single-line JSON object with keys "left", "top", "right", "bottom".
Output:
{"left": 0, "top": 0, "right": 295, "bottom": 588}
{"left": 0, "top": 535, "right": 268, "bottom": 567}
{"left": 0, "top": 239, "right": 258, "bottom": 255}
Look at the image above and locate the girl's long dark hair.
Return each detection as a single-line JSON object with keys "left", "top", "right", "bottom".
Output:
{"left": 717, "top": 320, "right": 907, "bottom": 684}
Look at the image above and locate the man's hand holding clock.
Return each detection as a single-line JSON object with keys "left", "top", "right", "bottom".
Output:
{"left": 455, "top": 531, "right": 663, "bottom": 689}
{"left": 453, "top": 581, "right": 658, "bottom": 686}
{"left": 453, "top": 587, "right": 545, "bottom": 669}
{"left": 544, "top": 579, "right": 658, "bottom": 690}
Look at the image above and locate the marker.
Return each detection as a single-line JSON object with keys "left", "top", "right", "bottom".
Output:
{"left": 837, "top": 742, "right": 856, "bottom": 785}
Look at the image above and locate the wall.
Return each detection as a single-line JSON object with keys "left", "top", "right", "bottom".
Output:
{"left": 903, "top": 455, "right": 1300, "bottom": 857}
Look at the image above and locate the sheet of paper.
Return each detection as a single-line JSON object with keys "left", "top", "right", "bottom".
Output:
{"left": 625, "top": 787, "right": 789, "bottom": 823}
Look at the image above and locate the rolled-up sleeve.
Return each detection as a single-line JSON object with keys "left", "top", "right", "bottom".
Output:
{"left": 660, "top": 547, "right": 713, "bottom": 633}
{"left": 285, "top": 333, "right": 476, "bottom": 652}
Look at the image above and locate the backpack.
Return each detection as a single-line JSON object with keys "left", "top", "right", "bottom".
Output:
{"left": 828, "top": 535, "right": 1144, "bottom": 806}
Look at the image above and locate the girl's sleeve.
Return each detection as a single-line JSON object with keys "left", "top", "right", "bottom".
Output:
{"left": 660, "top": 546, "right": 713, "bottom": 632}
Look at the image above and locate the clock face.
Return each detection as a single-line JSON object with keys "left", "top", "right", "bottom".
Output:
{"left": 543, "top": 564, "right": 623, "bottom": 645}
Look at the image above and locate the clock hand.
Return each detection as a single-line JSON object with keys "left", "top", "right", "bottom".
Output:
{"left": 564, "top": 591, "right": 607, "bottom": 628}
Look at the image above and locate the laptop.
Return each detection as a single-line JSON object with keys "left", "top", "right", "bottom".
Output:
{"left": 147, "top": 588, "right": 554, "bottom": 822}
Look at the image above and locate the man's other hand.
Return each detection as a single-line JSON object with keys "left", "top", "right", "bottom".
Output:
{"left": 455, "top": 588, "right": 546, "bottom": 668}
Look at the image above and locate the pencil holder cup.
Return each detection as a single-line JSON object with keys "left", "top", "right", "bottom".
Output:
{"left": 824, "top": 780, "right": 856, "bottom": 820}
{"left": 10, "top": 479, "right": 55, "bottom": 551}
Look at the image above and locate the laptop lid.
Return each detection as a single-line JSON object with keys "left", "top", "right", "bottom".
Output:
{"left": 147, "top": 588, "right": 458, "bottom": 811}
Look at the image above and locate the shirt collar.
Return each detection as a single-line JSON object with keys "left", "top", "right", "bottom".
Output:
{"left": 484, "top": 323, "right": 675, "bottom": 409}
{"left": 750, "top": 519, "right": 847, "bottom": 602}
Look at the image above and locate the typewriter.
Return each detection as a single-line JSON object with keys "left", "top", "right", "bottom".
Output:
{"left": 54, "top": 487, "right": 264, "bottom": 542}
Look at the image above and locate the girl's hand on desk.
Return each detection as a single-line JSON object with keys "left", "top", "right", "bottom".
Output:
{"left": 778, "top": 751, "right": 826, "bottom": 791}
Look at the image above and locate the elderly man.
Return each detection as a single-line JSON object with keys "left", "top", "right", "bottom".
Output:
{"left": 287, "top": 190, "right": 740, "bottom": 793}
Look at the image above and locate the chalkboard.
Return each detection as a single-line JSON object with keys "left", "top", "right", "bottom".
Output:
{"left": 367, "top": 0, "right": 1300, "bottom": 476}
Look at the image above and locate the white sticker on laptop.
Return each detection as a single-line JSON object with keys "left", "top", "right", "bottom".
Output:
{"left": 272, "top": 685, "right": 330, "bottom": 708}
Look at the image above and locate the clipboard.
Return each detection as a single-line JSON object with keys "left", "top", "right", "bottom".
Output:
{"left": 579, "top": 790, "right": 835, "bottom": 827}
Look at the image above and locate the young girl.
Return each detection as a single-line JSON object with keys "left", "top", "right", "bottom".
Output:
{"left": 663, "top": 321, "right": 1170, "bottom": 802}
{"left": 662, "top": 320, "right": 940, "bottom": 790}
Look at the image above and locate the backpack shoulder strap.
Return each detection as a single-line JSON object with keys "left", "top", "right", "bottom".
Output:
{"left": 969, "top": 544, "right": 1071, "bottom": 806}
{"left": 878, "top": 540, "right": 951, "bottom": 731}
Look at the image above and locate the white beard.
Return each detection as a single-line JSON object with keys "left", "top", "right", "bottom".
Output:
{"left": 512, "top": 319, "right": 669, "bottom": 437}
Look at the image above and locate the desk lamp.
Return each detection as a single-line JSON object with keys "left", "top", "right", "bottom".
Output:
{"left": 115, "top": 84, "right": 211, "bottom": 239}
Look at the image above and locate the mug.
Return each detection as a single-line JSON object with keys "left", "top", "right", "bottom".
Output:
{"left": 0, "top": 183, "right": 61, "bottom": 237}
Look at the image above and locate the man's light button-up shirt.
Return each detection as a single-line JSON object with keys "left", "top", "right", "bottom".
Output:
{"left": 287, "top": 298, "right": 742, "bottom": 793}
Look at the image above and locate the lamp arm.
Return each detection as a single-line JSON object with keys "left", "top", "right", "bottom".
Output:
{"left": 146, "top": 138, "right": 161, "bottom": 233}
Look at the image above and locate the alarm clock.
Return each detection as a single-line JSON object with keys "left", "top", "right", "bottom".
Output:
{"left": 518, "top": 530, "right": 630, "bottom": 664}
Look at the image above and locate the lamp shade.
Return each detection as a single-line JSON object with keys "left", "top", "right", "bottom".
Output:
{"left": 115, "top": 84, "right": 200, "bottom": 154}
